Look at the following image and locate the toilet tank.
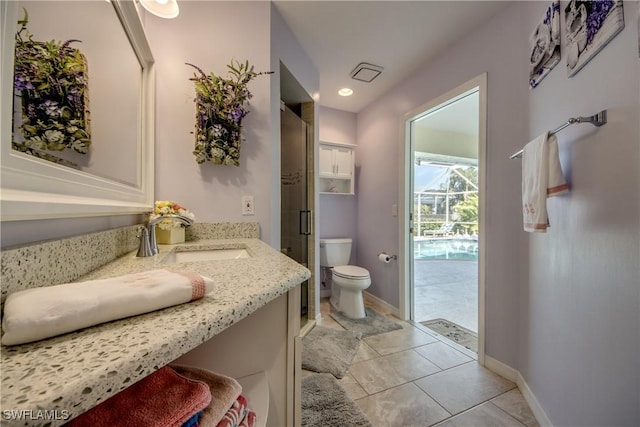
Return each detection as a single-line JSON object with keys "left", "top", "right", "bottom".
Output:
{"left": 319, "top": 238, "right": 352, "bottom": 267}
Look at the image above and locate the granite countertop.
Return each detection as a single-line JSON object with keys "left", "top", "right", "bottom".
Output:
{"left": 0, "top": 238, "right": 310, "bottom": 426}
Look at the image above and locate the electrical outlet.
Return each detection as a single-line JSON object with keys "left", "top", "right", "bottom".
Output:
{"left": 242, "top": 196, "right": 254, "bottom": 215}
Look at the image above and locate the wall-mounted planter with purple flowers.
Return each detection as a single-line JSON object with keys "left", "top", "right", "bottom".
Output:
{"left": 187, "top": 60, "right": 271, "bottom": 166}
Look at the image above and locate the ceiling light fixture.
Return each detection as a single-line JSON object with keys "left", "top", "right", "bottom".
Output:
{"left": 350, "top": 62, "right": 383, "bottom": 83}
{"left": 338, "top": 88, "right": 353, "bottom": 97}
{"left": 139, "top": 0, "right": 179, "bottom": 19}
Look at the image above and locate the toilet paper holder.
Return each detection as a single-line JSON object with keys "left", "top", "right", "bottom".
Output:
{"left": 378, "top": 252, "right": 397, "bottom": 262}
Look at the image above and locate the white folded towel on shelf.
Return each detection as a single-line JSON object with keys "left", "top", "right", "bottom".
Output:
{"left": 522, "top": 132, "right": 569, "bottom": 232}
{"left": 1, "top": 269, "right": 214, "bottom": 346}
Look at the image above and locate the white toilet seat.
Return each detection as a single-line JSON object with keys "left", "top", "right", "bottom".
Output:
{"left": 333, "top": 265, "right": 370, "bottom": 280}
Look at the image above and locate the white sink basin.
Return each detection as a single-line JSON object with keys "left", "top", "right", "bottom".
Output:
{"left": 162, "top": 248, "right": 250, "bottom": 263}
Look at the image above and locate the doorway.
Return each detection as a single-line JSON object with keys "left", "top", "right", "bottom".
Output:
{"left": 400, "top": 74, "right": 486, "bottom": 360}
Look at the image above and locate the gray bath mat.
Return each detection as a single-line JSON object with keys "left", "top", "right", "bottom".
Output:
{"left": 330, "top": 307, "right": 402, "bottom": 338}
{"left": 302, "top": 373, "right": 372, "bottom": 427}
{"left": 421, "top": 318, "right": 478, "bottom": 353}
{"left": 302, "top": 326, "right": 361, "bottom": 378}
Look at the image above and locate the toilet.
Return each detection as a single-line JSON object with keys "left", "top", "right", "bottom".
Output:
{"left": 319, "top": 238, "right": 371, "bottom": 319}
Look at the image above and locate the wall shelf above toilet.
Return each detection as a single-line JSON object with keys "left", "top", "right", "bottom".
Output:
{"left": 319, "top": 141, "right": 355, "bottom": 195}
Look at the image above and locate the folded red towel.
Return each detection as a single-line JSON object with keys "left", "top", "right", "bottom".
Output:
{"left": 215, "top": 395, "right": 248, "bottom": 427}
{"left": 66, "top": 366, "right": 211, "bottom": 427}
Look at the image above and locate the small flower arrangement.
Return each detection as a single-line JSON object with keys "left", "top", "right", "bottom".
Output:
{"left": 186, "top": 60, "right": 272, "bottom": 166}
{"left": 149, "top": 201, "right": 195, "bottom": 230}
{"left": 13, "top": 9, "right": 91, "bottom": 155}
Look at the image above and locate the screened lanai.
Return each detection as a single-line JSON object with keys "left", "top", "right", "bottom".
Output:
{"left": 413, "top": 156, "right": 479, "bottom": 237}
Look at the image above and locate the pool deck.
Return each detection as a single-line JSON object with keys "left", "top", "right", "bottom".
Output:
{"left": 413, "top": 259, "right": 478, "bottom": 332}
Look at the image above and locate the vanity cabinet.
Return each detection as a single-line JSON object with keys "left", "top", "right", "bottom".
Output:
{"left": 319, "top": 142, "right": 355, "bottom": 195}
{"left": 175, "top": 287, "right": 302, "bottom": 427}
{"left": 0, "top": 230, "right": 309, "bottom": 427}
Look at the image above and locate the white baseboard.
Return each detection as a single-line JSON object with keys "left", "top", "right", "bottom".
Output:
{"left": 319, "top": 289, "right": 331, "bottom": 298}
{"left": 363, "top": 291, "right": 400, "bottom": 317}
{"left": 484, "top": 355, "right": 518, "bottom": 382}
{"left": 484, "top": 356, "right": 552, "bottom": 427}
{"left": 516, "top": 372, "right": 553, "bottom": 427}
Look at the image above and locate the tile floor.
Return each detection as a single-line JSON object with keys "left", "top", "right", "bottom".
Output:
{"left": 303, "top": 298, "right": 539, "bottom": 427}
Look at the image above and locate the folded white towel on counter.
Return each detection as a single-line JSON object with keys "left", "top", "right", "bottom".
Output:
{"left": 522, "top": 132, "right": 569, "bottom": 232}
{"left": 1, "top": 269, "right": 214, "bottom": 346}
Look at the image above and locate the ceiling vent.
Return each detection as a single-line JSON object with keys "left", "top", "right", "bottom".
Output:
{"left": 349, "top": 62, "right": 383, "bottom": 83}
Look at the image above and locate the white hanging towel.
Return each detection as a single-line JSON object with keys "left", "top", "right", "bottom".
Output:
{"left": 522, "top": 132, "right": 569, "bottom": 232}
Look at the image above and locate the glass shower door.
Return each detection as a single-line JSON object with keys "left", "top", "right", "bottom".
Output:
{"left": 281, "top": 106, "right": 310, "bottom": 323}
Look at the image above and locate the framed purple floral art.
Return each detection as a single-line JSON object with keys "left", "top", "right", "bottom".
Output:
{"left": 530, "top": 1, "right": 561, "bottom": 89}
{"left": 565, "top": 0, "right": 625, "bottom": 77}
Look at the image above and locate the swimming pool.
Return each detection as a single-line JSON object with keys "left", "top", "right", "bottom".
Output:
{"left": 414, "top": 238, "right": 478, "bottom": 261}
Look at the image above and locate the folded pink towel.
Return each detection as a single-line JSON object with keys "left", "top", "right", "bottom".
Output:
{"left": 216, "top": 395, "right": 248, "bottom": 427}
{"left": 67, "top": 366, "right": 211, "bottom": 427}
{"left": 239, "top": 410, "right": 256, "bottom": 427}
{"left": 170, "top": 365, "right": 242, "bottom": 427}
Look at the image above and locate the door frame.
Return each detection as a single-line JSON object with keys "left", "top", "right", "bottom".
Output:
{"left": 398, "top": 73, "right": 487, "bottom": 364}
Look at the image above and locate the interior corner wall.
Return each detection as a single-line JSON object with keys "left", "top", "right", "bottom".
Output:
{"left": 270, "top": 3, "right": 320, "bottom": 313}
{"left": 318, "top": 106, "right": 358, "bottom": 264}
{"left": 520, "top": 1, "right": 640, "bottom": 425}
{"left": 355, "top": 3, "right": 528, "bottom": 368}
{"left": 271, "top": 3, "right": 319, "bottom": 251}
{"left": 145, "top": 1, "right": 274, "bottom": 243}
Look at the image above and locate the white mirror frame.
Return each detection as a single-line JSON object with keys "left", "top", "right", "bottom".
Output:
{"left": 0, "top": 0, "right": 154, "bottom": 221}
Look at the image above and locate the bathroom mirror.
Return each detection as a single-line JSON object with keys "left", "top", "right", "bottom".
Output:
{"left": 0, "top": 0, "right": 154, "bottom": 221}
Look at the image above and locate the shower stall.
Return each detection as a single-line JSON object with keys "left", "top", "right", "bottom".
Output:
{"left": 281, "top": 104, "right": 312, "bottom": 325}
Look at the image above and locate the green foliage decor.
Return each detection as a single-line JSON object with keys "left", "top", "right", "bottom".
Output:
{"left": 187, "top": 60, "right": 272, "bottom": 166}
{"left": 13, "top": 10, "right": 91, "bottom": 155}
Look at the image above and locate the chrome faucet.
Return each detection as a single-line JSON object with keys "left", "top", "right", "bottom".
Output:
{"left": 136, "top": 214, "right": 195, "bottom": 257}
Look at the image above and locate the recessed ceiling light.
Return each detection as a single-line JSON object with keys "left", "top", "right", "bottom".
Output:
{"left": 338, "top": 88, "right": 353, "bottom": 97}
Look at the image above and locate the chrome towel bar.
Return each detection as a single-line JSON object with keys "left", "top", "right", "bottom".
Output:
{"left": 510, "top": 110, "right": 607, "bottom": 159}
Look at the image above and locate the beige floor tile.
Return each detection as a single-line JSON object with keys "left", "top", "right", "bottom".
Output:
{"left": 434, "top": 402, "right": 525, "bottom": 427}
{"left": 315, "top": 312, "right": 345, "bottom": 330}
{"left": 491, "top": 389, "right": 540, "bottom": 427}
{"left": 414, "top": 341, "right": 473, "bottom": 370}
{"left": 415, "top": 362, "right": 515, "bottom": 415}
{"left": 352, "top": 341, "right": 380, "bottom": 363}
{"left": 338, "top": 372, "right": 369, "bottom": 401}
{"left": 357, "top": 383, "right": 451, "bottom": 427}
{"left": 364, "top": 326, "right": 438, "bottom": 355}
{"left": 349, "top": 349, "right": 441, "bottom": 394}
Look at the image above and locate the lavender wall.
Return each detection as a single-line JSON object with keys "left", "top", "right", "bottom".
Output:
{"left": 355, "top": 4, "right": 529, "bottom": 367}
{"left": 146, "top": 2, "right": 319, "bottom": 251}
{"left": 520, "top": 2, "right": 639, "bottom": 425}
{"left": 355, "top": 0, "right": 639, "bottom": 422}
{"left": 146, "top": 2, "right": 275, "bottom": 244}
{"left": 319, "top": 107, "right": 358, "bottom": 265}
